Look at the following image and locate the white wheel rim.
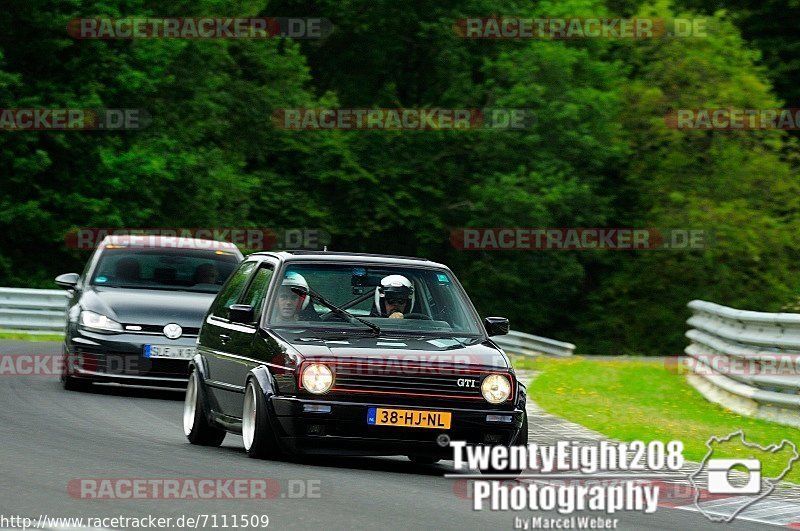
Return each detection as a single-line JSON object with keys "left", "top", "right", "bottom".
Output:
{"left": 242, "top": 383, "right": 257, "bottom": 450}
{"left": 183, "top": 372, "right": 198, "bottom": 436}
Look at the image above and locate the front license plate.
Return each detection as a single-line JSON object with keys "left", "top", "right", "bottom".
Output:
{"left": 367, "top": 407, "right": 451, "bottom": 429}
{"left": 144, "top": 345, "right": 196, "bottom": 360}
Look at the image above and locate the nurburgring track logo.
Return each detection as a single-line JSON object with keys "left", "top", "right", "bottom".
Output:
{"left": 688, "top": 430, "right": 799, "bottom": 522}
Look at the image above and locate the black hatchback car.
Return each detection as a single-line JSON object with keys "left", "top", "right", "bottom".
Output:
{"left": 184, "top": 251, "right": 527, "bottom": 465}
{"left": 56, "top": 235, "right": 243, "bottom": 390}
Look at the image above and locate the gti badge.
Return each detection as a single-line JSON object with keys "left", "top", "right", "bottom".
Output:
{"left": 163, "top": 323, "right": 182, "bottom": 339}
{"left": 457, "top": 378, "right": 477, "bottom": 388}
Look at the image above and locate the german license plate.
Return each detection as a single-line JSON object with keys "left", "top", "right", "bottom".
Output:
{"left": 144, "top": 345, "right": 196, "bottom": 360}
{"left": 367, "top": 407, "right": 451, "bottom": 429}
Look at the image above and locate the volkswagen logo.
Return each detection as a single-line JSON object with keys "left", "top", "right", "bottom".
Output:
{"left": 163, "top": 323, "right": 182, "bottom": 339}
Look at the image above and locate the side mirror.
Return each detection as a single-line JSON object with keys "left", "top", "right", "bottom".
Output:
{"left": 229, "top": 304, "right": 255, "bottom": 324}
{"left": 55, "top": 273, "right": 80, "bottom": 290}
{"left": 484, "top": 316, "right": 509, "bottom": 337}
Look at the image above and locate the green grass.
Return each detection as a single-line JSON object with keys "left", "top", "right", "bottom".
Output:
{"left": 0, "top": 331, "right": 63, "bottom": 342}
{"left": 522, "top": 357, "right": 800, "bottom": 484}
{"left": 509, "top": 355, "right": 539, "bottom": 371}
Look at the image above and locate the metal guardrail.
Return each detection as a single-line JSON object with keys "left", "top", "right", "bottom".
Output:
{"left": 685, "top": 299, "right": 800, "bottom": 427}
{"left": 0, "top": 287, "right": 68, "bottom": 334}
{"left": 494, "top": 330, "right": 575, "bottom": 357}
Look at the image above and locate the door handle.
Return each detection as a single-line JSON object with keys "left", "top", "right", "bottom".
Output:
{"left": 220, "top": 334, "right": 231, "bottom": 344}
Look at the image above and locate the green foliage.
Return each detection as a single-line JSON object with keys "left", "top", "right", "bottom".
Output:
{"left": 577, "top": 4, "right": 800, "bottom": 354}
{"left": 676, "top": 0, "right": 800, "bottom": 106}
{"left": 0, "top": 0, "right": 798, "bottom": 356}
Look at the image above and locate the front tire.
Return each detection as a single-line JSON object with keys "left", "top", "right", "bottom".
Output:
{"left": 515, "top": 410, "right": 529, "bottom": 446}
{"left": 242, "top": 378, "right": 282, "bottom": 459}
{"left": 62, "top": 375, "right": 91, "bottom": 392}
{"left": 184, "top": 370, "right": 226, "bottom": 446}
{"left": 61, "top": 350, "right": 91, "bottom": 392}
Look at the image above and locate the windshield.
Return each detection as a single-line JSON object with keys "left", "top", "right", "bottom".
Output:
{"left": 90, "top": 248, "right": 240, "bottom": 293}
{"left": 268, "top": 263, "right": 484, "bottom": 336}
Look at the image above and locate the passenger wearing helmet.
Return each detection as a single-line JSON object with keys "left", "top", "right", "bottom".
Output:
{"left": 275, "top": 271, "right": 312, "bottom": 322}
{"left": 373, "top": 275, "right": 414, "bottom": 319}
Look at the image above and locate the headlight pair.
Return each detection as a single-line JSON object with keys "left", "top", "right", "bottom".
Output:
{"left": 299, "top": 363, "right": 512, "bottom": 403}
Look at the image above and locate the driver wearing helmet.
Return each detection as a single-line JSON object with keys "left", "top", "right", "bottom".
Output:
{"left": 275, "top": 271, "right": 313, "bottom": 322}
{"left": 373, "top": 275, "right": 414, "bottom": 319}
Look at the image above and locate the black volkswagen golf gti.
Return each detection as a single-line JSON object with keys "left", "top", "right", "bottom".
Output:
{"left": 184, "top": 251, "right": 528, "bottom": 465}
{"left": 57, "top": 235, "right": 243, "bottom": 390}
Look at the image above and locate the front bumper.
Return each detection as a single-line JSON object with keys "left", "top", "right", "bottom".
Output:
{"left": 270, "top": 396, "right": 525, "bottom": 458}
{"left": 64, "top": 328, "right": 193, "bottom": 388}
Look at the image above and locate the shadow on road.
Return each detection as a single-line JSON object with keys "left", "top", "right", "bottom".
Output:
{"left": 293, "top": 454, "right": 454, "bottom": 476}
{"left": 208, "top": 441, "right": 457, "bottom": 477}
{"left": 71, "top": 382, "right": 185, "bottom": 401}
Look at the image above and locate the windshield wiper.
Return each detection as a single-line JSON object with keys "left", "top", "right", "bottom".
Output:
{"left": 292, "top": 287, "right": 381, "bottom": 336}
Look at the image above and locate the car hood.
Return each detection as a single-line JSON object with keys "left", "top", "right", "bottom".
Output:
{"left": 272, "top": 331, "right": 510, "bottom": 370}
{"left": 81, "top": 287, "right": 216, "bottom": 326}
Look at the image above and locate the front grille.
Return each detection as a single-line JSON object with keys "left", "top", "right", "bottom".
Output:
{"left": 310, "top": 359, "right": 513, "bottom": 401}
{"left": 123, "top": 324, "right": 200, "bottom": 336}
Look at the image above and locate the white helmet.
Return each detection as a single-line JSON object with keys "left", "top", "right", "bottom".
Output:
{"left": 374, "top": 274, "right": 415, "bottom": 315}
{"left": 281, "top": 272, "right": 310, "bottom": 310}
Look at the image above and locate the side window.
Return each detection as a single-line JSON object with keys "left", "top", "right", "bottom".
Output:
{"left": 241, "top": 265, "right": 275, "bottom": 321}
{"left": 209, "top": 261, "right": 258, "bottom": 319}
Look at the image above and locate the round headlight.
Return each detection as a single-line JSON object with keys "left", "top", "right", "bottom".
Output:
{"left": 301, "top": 363, "right": 334, "bottom": 394}
{"left": 481, "top": 374, "right": 511, "bottom": 404}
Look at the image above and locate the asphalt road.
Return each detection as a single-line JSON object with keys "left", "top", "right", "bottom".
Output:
{"left": 0, "top": 341, "right": 773, "bottom": 530}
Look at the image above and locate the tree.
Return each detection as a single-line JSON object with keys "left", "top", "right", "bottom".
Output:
{"left": 578, "top": 4, "right": 800, "bottom": 354}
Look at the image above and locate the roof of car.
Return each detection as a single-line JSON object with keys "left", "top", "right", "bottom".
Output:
{"left": 249, "top": 250, "right": 448, "bottom": 269}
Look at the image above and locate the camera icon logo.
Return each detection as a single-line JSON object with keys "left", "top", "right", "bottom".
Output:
{"left": 706, "top": 458, "right": 761, "bottom": 494}
{"left": 689, "top": 431, "right": 799, "bottom": 523}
